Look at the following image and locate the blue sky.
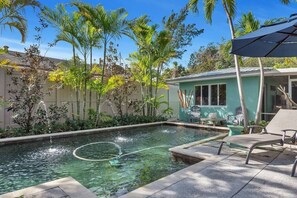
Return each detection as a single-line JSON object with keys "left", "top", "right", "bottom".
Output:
{"left": 1, "top": 0, "right": 297, "bottom": 67}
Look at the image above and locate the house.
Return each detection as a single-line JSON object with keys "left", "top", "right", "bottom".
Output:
{"left": 167, "top": 67, "right": 297, "bottom": 122}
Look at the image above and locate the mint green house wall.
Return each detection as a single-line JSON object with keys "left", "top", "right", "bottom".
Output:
{"left": 179, "top": 76, "right": 260, "bottom": 122}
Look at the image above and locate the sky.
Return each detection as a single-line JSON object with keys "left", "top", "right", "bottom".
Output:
{"left": 1, "top": 0, "right": 297, "bottom": 67}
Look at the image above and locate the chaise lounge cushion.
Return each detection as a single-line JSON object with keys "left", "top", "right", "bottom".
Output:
{"left": 223, "top": 133, "right": 290, "bottom": 149}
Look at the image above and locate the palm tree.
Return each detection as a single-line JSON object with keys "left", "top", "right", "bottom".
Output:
{"left": 129, "top": 51, "right": 151, "bottom": 116}
{"left": 152, "top": 30, "right": 176, "bottom": 116}
{"left": 0, "top": 0, "right": 40, "bottom": 42}
{"left": 42, "top": 5, "right": 96, "bottom": 120}
{"left": 127, "top": 17, "right": 159, "bottom": 116}
{"left": 42, "top": 5, "right": 81, "bottom": 119}
{"left": 188, "top": 0, "right": 248, "bottom": 127}
{"left": 44, "top": 5, "right": 102, "bottom": 120}
{"left": 74, "top": 2, "right": 128, "bottom": 122}
{"left": 236, "top": 12, "right": 264, "bottom": 124}
{"left": 86, "top": 21, "right": 101, "bottom": 111}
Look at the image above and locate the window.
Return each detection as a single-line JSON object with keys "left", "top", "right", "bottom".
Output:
{"left": 195, "top": 86, "right": 201, "bottom": 105}
{"left": 195, "top": 84, "right": 226, "bottom": 106}
{"left": 211, "top": 85, "right": 218, "bottom": 105}
{"left": 202, "top": 85, "right": 209, "bottom": 105}
{"left": 219, "top": 84, "right": 226, "bottom": 105}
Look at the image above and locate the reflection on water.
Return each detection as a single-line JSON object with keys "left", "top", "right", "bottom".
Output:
{"left": 114, "top": 136, "right": 133, "bottom": 143}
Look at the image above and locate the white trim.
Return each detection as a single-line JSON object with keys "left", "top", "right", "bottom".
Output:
{"left": 289, "top": 75, "right": 292, "bottom": 97}
{"left": 208, "top": 85, "right": 211, "bottom": 105}
{"left": 168, "top": 69, "right": 297, "bottom": 83}
{"left": 289, "top": 76, "right": 297, "bottom": 98}
{"left": 217, "top": 84, "right": 219, "bottom": 106}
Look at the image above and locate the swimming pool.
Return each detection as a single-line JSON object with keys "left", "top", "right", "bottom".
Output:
{"left": 0, "top": 125, "right": 220, "bottom": 197}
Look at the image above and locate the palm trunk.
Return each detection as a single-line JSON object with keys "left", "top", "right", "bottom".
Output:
{"left": 96, "top": 39, "right": 107, "bottom": 124}
{"left": 149, "top": 61, "right": 153, "bottom": 116}
{"left": 89, "top": 46, "right": 93, "bottom": 112}
{"left": 223, "top": 2, "right": 248, "bottom": 128}
{"left": 76, "top": 88, "right": 80, "bottom": 120}
{"left": 140, "top": 84, "right": 145, "bottom": 116}
{"left": 83, "top": 52, "right": 87, "bottom": 120}
{"left": 153, "top": 63, "right": 162, "bottom": 116}
{"left": 72, "top": 41, "right": 80, "bottom": 120}
{"left": 255, "top": 58, "right": 265, "bottom": 123}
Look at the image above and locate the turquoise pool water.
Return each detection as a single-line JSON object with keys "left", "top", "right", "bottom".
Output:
{"left": 0, "top": 125, "right": 219, "bottom": 197}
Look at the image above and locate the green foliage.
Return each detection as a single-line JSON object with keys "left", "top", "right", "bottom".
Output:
{"left": 0, "top": 0, "right": 40, "bottom": 42}
{"left": 188, "top": 42, "right": 233, "bottom": 73}
{"left": 7, "top": 45, "right": 53, "bottom": 134}
{"left": 128, "top": 14, "right": 193, "bottom": 116}
{"left": 49, "top": 62, "right": 85, "bottom": 90}
{"left": 35, "top": 104, "right": 68, "bottom": 129}
{"left": 162, "top": 61, "right": 189, "bottom": 80}
{"left": 162, "top": 6, "right": 204, "bottom": 58}
{"left": 73, "top": 2, "right": 129, "bottom": 121}
{"left": 249, "top": 120, "right": 269, "bottom": 127}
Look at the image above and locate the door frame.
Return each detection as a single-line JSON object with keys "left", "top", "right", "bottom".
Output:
{"left": 289, "top": 77, "right": 297, "bottom": 98}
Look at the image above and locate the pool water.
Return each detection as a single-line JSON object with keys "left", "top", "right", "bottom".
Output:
{"left": 0, "top": 125, "right": 219, "bottom": 197}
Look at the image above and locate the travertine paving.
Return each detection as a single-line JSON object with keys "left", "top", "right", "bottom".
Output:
{"left": 121, "top": 141, "right": 297, "bottom": 198}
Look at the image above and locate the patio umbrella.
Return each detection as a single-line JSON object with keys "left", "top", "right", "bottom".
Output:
{"left": 231, "top": 14, "right": 297, "bottom": 57}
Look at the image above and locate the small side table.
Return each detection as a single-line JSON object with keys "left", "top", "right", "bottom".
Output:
{"left": 227, "top": 125, "right": 244, "bottom": 136}
{"left": 227, "top": 125, "right": 244, "bottom": 146}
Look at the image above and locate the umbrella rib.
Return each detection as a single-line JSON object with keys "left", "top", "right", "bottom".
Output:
{"left": 264, "top": 29, "right": 297, "bottom": 57}
{"left": 278, "top": 31, "right": 297, "bottom": 36}
{"left": 231, "top": 35, "right": 266, "bottom": 55}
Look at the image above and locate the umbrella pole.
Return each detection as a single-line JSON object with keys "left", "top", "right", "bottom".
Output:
{"left": 234, "top": 54, "right": 248, "bottom": 128}
{"left": 255, "top": 58, "right": 265, "bottom": 123}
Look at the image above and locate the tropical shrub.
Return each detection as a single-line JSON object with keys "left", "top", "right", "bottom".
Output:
{"left": 6, "top": 45, "right": 54, "bottom": 134}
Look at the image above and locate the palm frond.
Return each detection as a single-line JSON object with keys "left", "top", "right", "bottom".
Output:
{"left": 224, "top": 0, "right": 236, "bottom": 18}
{"left": 188, "top": 0, "right": 199, "bottom": 13}
{"left": 0, "top": 0, "right": 40, "bottom": 42}
{"left": 204, "top": 0, "right": 218, "bottom": 24}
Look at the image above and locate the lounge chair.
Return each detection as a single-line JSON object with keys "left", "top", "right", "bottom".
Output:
{"left": 187, "top": 105, "right": 201, "bottom": 122}
{"left": 217, "top": 109, "right": 297, "bottom": 175}
{"left": 292, "top": 156, "right": 297, "bottom": 176}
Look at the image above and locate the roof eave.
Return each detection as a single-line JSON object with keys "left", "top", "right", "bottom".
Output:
{"left": 167, "top": 69, "right": 297, "bottom": 83}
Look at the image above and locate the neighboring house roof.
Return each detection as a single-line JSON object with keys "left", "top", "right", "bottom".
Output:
{"left": 167, "top": 67, "right": 297, "bottom": 83}
{"left": 0, "top": 50, "right": 125, "bottom": 74}
{"left": 0, "top": 50, "right": 64, "bottom": 70}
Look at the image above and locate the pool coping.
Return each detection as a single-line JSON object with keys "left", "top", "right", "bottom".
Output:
{"left": 0, "top": 177, "right": 97, "bottom": 198}
{"left": 165, "top": 121, "right": 229, "bottom": 132}
{"left": 0, "top": 122, "right": 164, "bottom": 146}
{"left": 0, "top": 121, "right": 228, "bottom": 146}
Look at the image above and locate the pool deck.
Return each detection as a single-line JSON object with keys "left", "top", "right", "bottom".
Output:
{"left": 120, "top": 141, "right": 297, "bottom": 198}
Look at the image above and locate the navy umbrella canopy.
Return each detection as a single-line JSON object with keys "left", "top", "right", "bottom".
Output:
{"left": 231, "top": 14, "right": 297, "bottom": 57}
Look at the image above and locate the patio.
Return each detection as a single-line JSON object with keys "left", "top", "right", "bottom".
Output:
{"left": 121, "top": 140, "right": 297, "bottom": 198}
{"left": 0, "top": 133, "right": 296, "bottom": 198}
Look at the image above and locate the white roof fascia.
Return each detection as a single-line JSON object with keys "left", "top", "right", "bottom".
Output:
{"left": 168, "top": 69, "right": 297, "bottom": 83}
